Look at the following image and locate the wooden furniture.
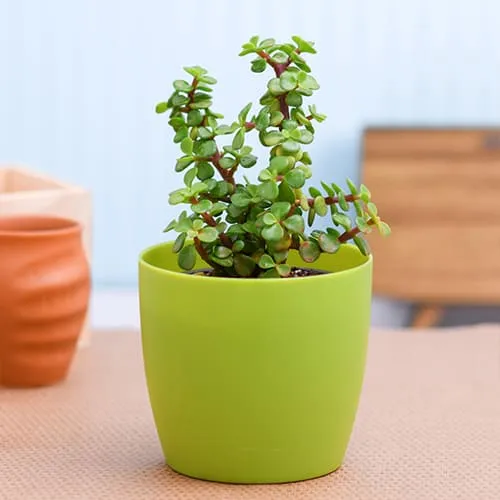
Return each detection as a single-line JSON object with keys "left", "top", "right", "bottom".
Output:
{"left": 361, "top": 127, "right": 500, "bottom": 327}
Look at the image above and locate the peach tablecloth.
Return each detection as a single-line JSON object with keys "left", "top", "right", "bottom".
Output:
{"left": 1, "top": 326, "right": 499, "bottom": 499}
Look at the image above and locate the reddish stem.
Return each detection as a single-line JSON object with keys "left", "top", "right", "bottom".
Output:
{"left": 211, "top": 151, "right": 236, "bottom": 188}
{"left": 193, "top": 237, "right": 213, "bottom": 267}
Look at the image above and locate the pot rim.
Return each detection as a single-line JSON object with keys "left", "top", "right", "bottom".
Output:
{"left": 139, "top": 241, "right": 372, "bottom": 283}
{"left": 0, "top": 214, "right": 82, "bottom": 237}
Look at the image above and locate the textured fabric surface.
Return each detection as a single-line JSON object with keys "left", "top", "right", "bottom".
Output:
{"left": 1, "top": 326, "right": 500, "bottom": 499}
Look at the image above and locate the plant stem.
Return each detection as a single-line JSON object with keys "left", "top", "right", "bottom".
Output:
{"left": 193, "top": 236, "right": 214, "bottom": 267}
{"left": 211, "top": 151, "right": 236, "bottom": 187}
{"left": 339, "top": 219, "right": 376, "bottom": 243}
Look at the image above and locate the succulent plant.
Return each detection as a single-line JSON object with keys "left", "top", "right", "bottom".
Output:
{"left": 156, "top": 35, "right": 390, "bottom": 278}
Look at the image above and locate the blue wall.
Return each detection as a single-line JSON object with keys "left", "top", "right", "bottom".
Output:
{"left": 1, "top": 0, "right": 499, "bottom": 287}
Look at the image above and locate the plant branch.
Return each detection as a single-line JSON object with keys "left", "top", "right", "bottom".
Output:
{"left": 339, "top": 219, "right": 376, "bottom": 243}
{"left": 211, "top": 151, "right": 236, "bottom": 187}
{"left": 193, "top": 237, "right": 218, "bottom": 270}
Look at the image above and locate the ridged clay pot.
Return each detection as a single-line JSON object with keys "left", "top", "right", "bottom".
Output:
{"left": 0, "top": 215, "right": 90, "bottom": 387}
{"left": 139, "top": 241, "right": 372, "bottom": 484}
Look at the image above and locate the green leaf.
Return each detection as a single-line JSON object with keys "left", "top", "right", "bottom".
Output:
{"left": 212, "top": 181, "right": 230, "bottom": 198}
{"left": 257, "top": 181, "right": 279, "bottom": 201}
{"left": 291, "top": 35, "right": 317, "bottom": 54}
{"left": 218, "top": 157, "right": 235, "bottom": 169}
{"left": 174, "top": 127, "right": 188, "bottom": 143}
{"left": 155, "top": 102, "right": 169, "bottom": 113}
{"left": 184, "top": 65, "right": 208, "bottom": 78}
{"left": 232, "top": 240, "right": 245, "bottom": 252}
{"left": 171, "top": 93, "right": 189, "bottom": 107}
{"left": 283, "top": 214, "right": 304, "bottom": 233}
{"left": 346, "top": 178, "right": 358, "bottom": 195}
{"left": 318, "top": 232, "right": 340, "bottom": 254}
{"left": 255, "top": 109, "right": 271, "bottom": 131}
{"left": 251, "top": 58, "right": 267, "bottom": 73}
{"left": 278, "top": 180, "right": 296, "bottom": 203}
{"left": 267, "top": 78, "right": 285, "bottom": 95}
{"left": 227, "top": 224, "right": 245, "bottom": 235}
{"left": 190, "top": 99, "right": 212, "bottom": 109}
{"left": 163, "top": 219, "right": 177, "bottom": 233}
{"left": 196, "top": 162, "right": 215, "bottom": 180}
{"left": 186, "top": 109, "right": 203, "bottom": 126}
{"left": 285, "top": 91, "right": 303, "bottom": 107}
{"left": 178, "top": 244, "right": 196, "bottom": 270}
{"left": 173, "top": 79, "right": 192, "bottom": 92}
{"left": 176, "top": 214, "right": 193, "bottom": 232}
{"left": 354, "top": 200, "right": 364, "bottom": 217}
{"left": 210, "top": 202, "right": 226, "bottom": 215}
{"left": 263, "top": 213, "right": 278, "bottom": 225}
{"left": 270, "top": 201, "right": 291, "bottom": 219}
{"left": 231, "top": 192, "right": 252, "bottom": 208}
{"left": 199, "top": 75, "right": 217, "bottom": 84}
{"left": 298, "top": 129, "right": 314, "bottom": 144}
{"left": 192, "top": 199, "right": 212, "bottom": 213}
{"left": 240, "top": 154, "right": 258, "bottom": 168}
{"left": 320, "top": 181, "right": 335, "bottom": 197}
{"left": 168, "top": 189, "right": 187, "bottom": 205}
{"left": 270, "top": 111, "right": 284, "bottom": 126}
{"left": 280, "top": 71, "right": 298, "bottom": 91}
{"left": 231, "top": 254, "right": 254, "bottom": 277}
{"left": 198, "top": 127, "right": 212, "bottom": 139}
{"left": 297, "top": 72, "right": 320, "bottom": 90}
{"left": 180, "top": 137, "right": 194, "bottom": 155}
{"left": 290, "top": 52, "right": 311, "bottom": 72}
{"left": 378, "top": 221, "right": 391, "bottom": 237}
{"left": 353, "top": 235, "right": 371, "bottom": 256}
{"left": 212, "top": 255, "right": 233, "bottom": 267}
{"left": 259, "top": 38, "right": 275, "bottom": 49}
{"left": 214, "top": 246, "right": 232, "bottom": 259}
{"left": 258, "top": 254, "right": 275, "bottom": 269}
{"left": 258, "top": 169, "right": 274, "bottom": 181}
{"left": 188, "top": 184, "right": 207, "bottom": 199}
{"left": 262, "top": 131, "right": 284, "bottom": 147}
{"left": 308, "top": 208, "right": 316, "bottom": 227}
{"left": 175, "top": 156, "right": 195, "bottom": 172}
{"left": 198, "top": 226, "right": 218, "bottom": 243}
{"left": 314, "top": 196, "right": 328, "bottom": 216}
{"left": 333, "top": 213, "right": 352, "bottom": 229}
{"left": 173, "top": 232, "right": 187, "bottom": 253}
{"left": 338, "top": 190, "right": 349, "bottom": 211}
{"left": 355, "top": 216, "right": 371, "bottom": 232}
{"left": 272, "top": 51, "right": 288, "bottom": 64}
{"left": 250, "top": 35, "right": 260, "bottom": 46}
{"left": 262, "top": 268, "right": 280, "bottom": 278}
{"left": 281, "top": 140, "right": 300, "bottom": 154}
{"left": 276, "top": 264, "right": 290, "bottom": 277}
{"left": 192, "top": 219, "right": 204, "bottom": 231}
{"left": 299, "top": 240, "right": 321, "bottom": 263}
{"left": 195, "top": 140, "right": 217, "bottom": 157}
{"left": 367, "top": 202, "right": 378, "bottom": 217}
{"left": 309, "top": 187, "right": 321, "bottom": 197}
{"left": 360, "top": 184, "right": 371, "bottom": 202}
{"left": 285, "top": 168, "right": 306, "bottom": 188}
{"left": 261, "top": 223, "right": 284, "bottom": 242}
{"left": 215, "top": 124, "right": 235, "bottom": 135}
{"left": 269, "top": 156, "right": 289, "bottom": 173}
{"left": 282, "top": 119, "right": 298, "bottom": 130}
{"left": 238, "top": 103, "right": 252, "bottom": 124}
{"left": 232, "top": 128, "right": 245, "bottom": 150}
{"left": 183, "top": 167, "right": 197, "bottom": 187}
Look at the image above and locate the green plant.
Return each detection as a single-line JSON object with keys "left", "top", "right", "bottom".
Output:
{"left": 156, "top": 35, "right": 390, "bottom": 278}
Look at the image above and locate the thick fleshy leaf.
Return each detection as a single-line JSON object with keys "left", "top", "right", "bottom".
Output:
{"left": 268, "top": 78, "right": 285, "bottom": 95}
{"left": 190, "top": 99, "right": 212, "bottom": 109}
{"left": 214, "top": 246, "right": 232, "bottom": 259}
{"left": 278, "top": 180, "right": 296, "bottom": 203}
{"left": 291, "top": 36, "right": 317, "bottom": 54}
{"left": 155, "top": 102, "right": 169, "bottom": 113}
{"left": 353, "top": 235, "right": 371, "bottom": 256}
{"left": 211, "top": 256, "right": 233, "bottom": 267}
{"left": 173, "top": 79, "right": 192, "bottom": 92}
{"left": 314, "top": 196, "right": 328, "bottom": 216}
{"left": 276, "top": 264, "right": 291, "bottom": 277}
{"left": 355, "top": 216, "right": 371, "bottom": 232}
{"left": 240, "top": 154, "right": 258, "bottom": 168}
{"left": 270, "top": 201, "right": 291, "bottom": 220}
{"left": 258, "top": 169, "right": 274, "bottom": 182}
{"left": 346, "top": 178, "right": 358, "bottom": 195}
{"left": 195, "top": 140, "right": 217, "bottom": 157}
{"left": 285, "top": 169, "right": 306, "bottom": 188}
{"left": 262, "top": 268, "right": 280, "bottom": 278}
{"left": 238, "top": 103, "right": 252, "bottom": 124}
{"left": 168, "top": 189, "right": 187, "bottom": 205}
{"left": 359, "top": 184, "right": 371, "bottom": 202}
{"left": 281, "top": 140, "right": 300, "bottom": 154}
{"left": 262, "top": 131, "right": 284, "bottom": 146}
{"left": 270, "top": 111, "right": 284, "bottom": 126}
{"left": 232, "top": 128, "right": 245, "bottom": 150}
{"left": 192, "top": 199, "right": 212, "bottom": 213}
{"left": 192, "top": 219, "right": 204, "bottom": 231}
{"left": 187, "top": 109, "right": 203, "bottom": 126}
{"left": 263, "top": 213, "right": 278, "bottom": 225}
{"left": 261, "top": 223, "right": 284, "bottom": 241}
{"left": 338, "top": 190, "right": 349, "bottom": 211}
{"left": 367, "top": 202, "right": 378, "bottom": 217}
{"left": 297, "top": 72, "right": 320, "bottom": 90}
{"left": 196, "top": 162, "right": 215, "bottom": 180}
{"left": 178, "top": 244, "right": 196, "bottom": 270}
{"left": 257, "top": 181, "right": 279, "bottom": 201}
{"left": 269, "top": 155, "right": 289, "bottom": 173}
{"left": 199, "top": 75, "right": 217, "bottom": 84}
{"left": 333, "top": 213, "right": 352, "bottom": 229}
{"left": 286, "top": 91, "right": 303, "bottom": 107}
{"left": 234, "top": 254, "right": 256, "bottom": 276}
{"left": 308, "top": 208, "right": 316, "bottom": 227}
{"left": 190, "top": 182, "right": 208, "bottom": 196}
{"left": 198, "top": 127, "right": 212, "bottom": 139}
{"left": 258, "top": 254, "right": 275, "bottom": 269}
{"left": 173, "top": 232, "right": 187, "bottom": 253}
{"left": 183, "top": 167, "right": 197, "bottom": 187}
{"left": 231, "top": 192, "right": 252, "bottom": 208}
{"left": 280, "top": 71, "right": 298, "bottom": 91}
{"left": 299, "top": 240, "right": 321, "bottom": 263}
{"left": 283, "top": 214, "right": 304, "bottom": 234}
{"left": 163, "top": 219, "right": 177, "bottom": 233}
{"left": 318, "top": 232, "right": 340, "bottom": 254}
{"left": 175, "top": 156, "right": 195, "bottom": 172}
{"left": 298, "top": 129, "right": 314, "bottom": 144}
{"left": 180, "top": 137, "right": 194, "bottom": 155}
{"left": 232, "top": 240, "right": 245, "bottom": 252}
{"left": 184, "top": 65, "right": 208, "bottom": 77}
{"left": 378, "top": 221, "right": 391, "bottom": 237}
{"left": 198, "top": 226, "right": 218, "bottom": 243}
{"left": 219, "top": 157, "right": 236, "bottom": 169}
{"left": 251, "top": 58, "right": 267, "bottom": 73}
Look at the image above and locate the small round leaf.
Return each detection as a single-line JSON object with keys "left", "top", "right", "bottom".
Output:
{"left": 178, "top": 244, "right": 196, "bottom": 270}
{"left": 173, "top": 232, "right": 187, "bottom": 253}
{"left": 198, "top": 226, "right": 218, "bottom": 243}
{"left": 299, "top": 240, "right": 321, "bottom": 263}
{"left": 318, "top": 232, "right": 340, "bottom": 254}
{"left": 261, "top": 223, "right": 284, "bottom": 242}
{"left": 283, "top": 214, "right": 305, "bottom": 234}
{"left": 258, "top": 254, "right": 275, "bottom": 269}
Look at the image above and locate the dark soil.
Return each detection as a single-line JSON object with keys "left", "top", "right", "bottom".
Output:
{"left": 187, "top": 267, "right": 329, "bottom": 278}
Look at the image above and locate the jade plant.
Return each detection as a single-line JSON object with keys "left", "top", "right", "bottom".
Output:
{"left": 156, "top": 35, "right": 390, "bottom": 278}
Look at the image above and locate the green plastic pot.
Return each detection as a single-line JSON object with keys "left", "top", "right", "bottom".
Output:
{"left": 139, "top": 241, "right": 372, "bottom": 484}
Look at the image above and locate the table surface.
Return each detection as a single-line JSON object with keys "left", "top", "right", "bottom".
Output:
{"left": 2, "top": 326, "right": 500, "bottom": 500}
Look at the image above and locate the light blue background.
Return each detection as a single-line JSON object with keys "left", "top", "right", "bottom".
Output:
{"left": 1, "top": 0, "right": 499, "bottom": 289}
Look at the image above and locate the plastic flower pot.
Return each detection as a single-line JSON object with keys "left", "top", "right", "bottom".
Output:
{"left": 138, "top": 241, "right": 372, "bottom": 484}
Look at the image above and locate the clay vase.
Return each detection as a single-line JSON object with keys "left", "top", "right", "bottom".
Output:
{"left": 0, "top": 215, "right": 90, "bottom": 387}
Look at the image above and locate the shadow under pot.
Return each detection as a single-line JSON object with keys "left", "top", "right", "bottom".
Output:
{"left": 0, "top": 215, "right": 90, "bottom": 388}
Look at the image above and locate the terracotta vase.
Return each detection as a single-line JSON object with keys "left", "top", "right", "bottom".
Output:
{"left": 0, "top": 215, "right": 90, "bottom": 387}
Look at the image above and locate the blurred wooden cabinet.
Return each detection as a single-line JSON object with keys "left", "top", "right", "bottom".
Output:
{"left": 361, "top": 127, "right": 500, "bottom": 327}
